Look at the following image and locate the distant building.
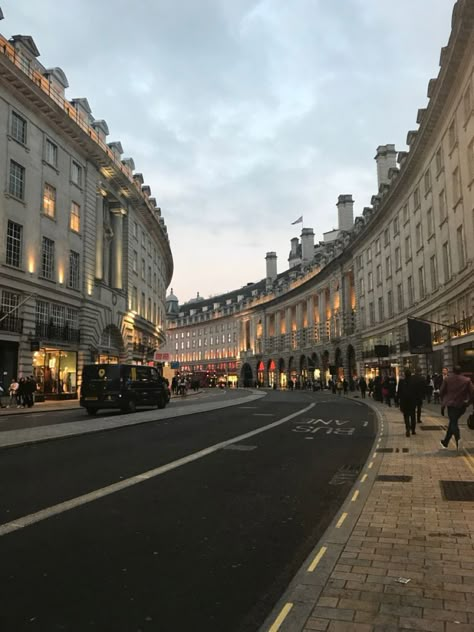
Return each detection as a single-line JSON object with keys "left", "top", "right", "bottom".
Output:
{"left": 166, "top": 0, "right": 473, "bottom": 386}
{"left": 0, "top": 31, "right": 173, "bottom": 398}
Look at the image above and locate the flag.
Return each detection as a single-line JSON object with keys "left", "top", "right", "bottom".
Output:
{"left": 291, "top": 215, "right": 303, "bottom": 225}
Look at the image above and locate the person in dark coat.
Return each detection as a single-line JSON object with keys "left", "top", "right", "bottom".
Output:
{"left": 359, "top": 376, "right": 367, "bottom": 399}
{"left": 397, "top": 368, "right": 418, "bottom": 437}
{"left": 411, "top": 367, "right": 426, "bottom": 424}
{"left": 439, "top": 365, "right": 474, "bottom": 450}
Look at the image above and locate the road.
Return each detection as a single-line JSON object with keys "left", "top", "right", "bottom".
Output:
{"left": 0, "top": 391, "right": 376, "bottom": 632}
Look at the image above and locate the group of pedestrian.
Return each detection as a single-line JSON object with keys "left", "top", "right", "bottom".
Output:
{"left": 397, "top": 365, "right": 473, "bottom": 449}
{"left": 7, "top": 376, "right": 37, "bottom": 408}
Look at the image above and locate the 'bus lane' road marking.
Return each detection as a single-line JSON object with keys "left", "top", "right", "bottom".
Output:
{"left": 0, "top": 402, "right": 315, "bottom": 537}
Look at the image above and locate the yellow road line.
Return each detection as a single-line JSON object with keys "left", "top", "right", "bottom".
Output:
{"left": 307, "top": 546, "right": 327, "bottom": 572}
{"left": 361, "top": 474, "right": 368, "bottom": 482}
{"left": 351, "top": 490, "right": 359, "bottom": 502}
{"left": 336, "top": 512, "right": 348, "bottom": 528}
{"left": 368, "top": 461, "right": 374, "bottom": 469}
{"left": 268, "top": 603, "right": 293, "bottom": 632}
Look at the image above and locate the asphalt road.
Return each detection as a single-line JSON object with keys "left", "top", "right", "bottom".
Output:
{"left": 0, "top": 391, "right": 376, "bottom": 632}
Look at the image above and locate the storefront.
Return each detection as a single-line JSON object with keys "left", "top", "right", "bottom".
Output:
{"left": 32, "top": 348, "right": 78, "bottom": 400}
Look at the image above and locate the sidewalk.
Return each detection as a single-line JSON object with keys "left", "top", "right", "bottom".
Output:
{"left": 263, "top": 397, "right": 474, "bottom": 632}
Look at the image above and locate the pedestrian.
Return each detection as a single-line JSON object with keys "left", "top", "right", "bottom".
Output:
{"left": 382, "top": 375, "right": 391, "bottom": 406}
{"left": 397, "top": 368, "right": 418, "bottom": 437}
{"left": 17, "top": 377, "right": 27, "bottom": 407}
{"left": 368, "top": 378, "right": 374, "bottom": 398}
{"left": 336, "top": 379, "right": 343, "bottom": 396}
{"left": 412, "top": 367, "right": 426, "bottom": 424}
{"left": 373, "top": 375, "right": 382, "bottom": 402}
{"left": 9, "top": 378, "right": 19, "bottom": 407}
{"left": 439, "top": 365, "right": 474, "bottom": 451}
{"left": 359, "top": 376, "right": 367, "bottom": 399}
{"left": 440, "top": 367, "right": 449, "bottom": 416}
{"left": 343, "top": 378, "right": 348, "bottom": 394}
{"left": 25, "top": 376, "right": 36, "bottom": 407}
{"left": 426, "top": 375, "right": 434, "bottom": 403}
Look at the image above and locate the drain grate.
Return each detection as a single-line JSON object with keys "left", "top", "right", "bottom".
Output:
{"left": 420, "top": 425, "right": 444, "bottom": 431}
{"left": 440, "top": 481, "right": 474, "bottom": 501}
{"left": 376, "top": 448, "right": 409, "bottom": 453}
{"left": 376, "top": 475, "right": 412, "bottom": 483}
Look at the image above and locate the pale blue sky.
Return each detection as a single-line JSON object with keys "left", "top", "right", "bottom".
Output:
{"left": 3, "top": 0, "right": 456, "bottom": 302}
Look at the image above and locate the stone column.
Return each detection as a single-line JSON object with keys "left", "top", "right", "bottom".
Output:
{"left": 307, "top": 296, "right": 315, "bottom": 328}
{"left": 319, "top": 290, "right": 327, "bottom": 339}
{"left": 111, "top": 211, "right": 123, "bottom": 290}
{"left": 95, "top": 191, "right": 104, "bottom": 280}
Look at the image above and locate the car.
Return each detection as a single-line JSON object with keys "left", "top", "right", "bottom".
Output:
{"left": 80, "top": 364, "right": 169, "bottom": 415}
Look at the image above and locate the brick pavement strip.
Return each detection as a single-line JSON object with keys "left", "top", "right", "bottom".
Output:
{"left": 266, "top": 398, "right": 474, "bottom": 632}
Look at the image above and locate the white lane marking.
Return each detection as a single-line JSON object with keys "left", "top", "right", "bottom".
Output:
{"left": 0, "top": 403, "right": 315, "bottom": 537}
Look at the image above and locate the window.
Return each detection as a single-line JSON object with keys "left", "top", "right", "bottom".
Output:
{"left": 427, "top": 207, "right": 434, "bottom": 237}
{"left": 448, "top": 119, "right": 457, "bottom": 149}
{"left": 366, "top": 247, "right": 372, "bottom": 263}
{"left": 415, "top": 222, "right": 423, "bottom": 251}
{"left": 141, "top": 258, "right": 146, "bottom": 280}
{"left": 369, "top": 302, "right": 375, "bottom": 325}
{"left": 36, "top": 299, "right": 49, "bottom": 324}
{"left": 397, "top": 283, "right": 404, "bottom": 312}
{"left": 51, "top": 303, "right": 65, "bottom": 327}
{"left": 147, "top": 298, "right": 152, "bottom": 321}
{"left": 442, "top": 241, "right": 451, "bottom": 282}
{"left": 375, "top": 238, "right": 381, "bottom": 255}
{"left": 360, "top": 277, "right": 365, "bottom": 295}
{"left": 439, "top": 189, "right": 447, "bottom": 222}
{"left": 418, "top": 266, "right": 425, "bottom": 300}
{"left": 424, "top": 169, "right": 431, "bottom": 194}
{"left": 71, "top": 161, "right": 82, "bottom": 186}
{"left": 131, "top": 286, "right": 138, "bottom": 311}
{"left": 359, "top": 306, "right": 365, "bottom": 329}
{"left": 376, "top": 264, "right": 382, "bottom": 285}
{"left": 132, "top": 251, "right": 138, "bottom": 274}
{"left": 378, "top": 297, "right": 384, "bottom": 322}
{"left": 457, "top": 225, "right": 465, "bottom": 269}
{"left": 133, "top": 222, "right": 138, "bottom": 239}
{"left": 463, "top": 82, "right": 472, "bottom": 121}
{"left": 141, "top": 231, "right": 146, "bottom": 248}
{"left": 430, "top": 255, "right": 438, "bottom": 292}
{"left": 395, "top": 246, "right": 401, "bottom": 270}
{"left": 45, "top": 139, "right": 58, "bottom": 167}
{"left": 383, "top": 228, "right": 390, "bottom": 247}
{"left": 385, "top": 256, "right": 392, "bottom": 278}
{"left": 405, "top": 236, "right": 412, "bottom": 261}
{"left": 407, "top": 276, "right": 414, "bottom": 306}
{"left": 403, "top": 203, "right": 409, "bottom": 223}
{"left": 147, "top": 265, "right": 152, "bottom": 287}
{"left": 43, "top": 183, "right": 56, "bottom": 218}
{"left": 452, "top": 167, "right": 461, "bottom": 205}
{"left": 9, "top": 160, "right": 25, "bottom": 200}
{"left": 70, "top": 201, "right": 80, "bottom": 232}
{"left": 393, "top": 216, "right": 399, "bottom": 235}
{"left": 387, "top": 290, "right": 393, "bottom": 318}
{"left": 66, "top": 307, "right": 79, "bottom": 329}
{"left": 435, "top": 147, "right": 444, "bottom": 174}
{"left": 367, "top": 271, "right": 373, "bottom": 292}
{"left": 41, "top": 237, "right": 55, "bottom": 280}
{"left": 1, "top": 291, "right": 19, "bottom": 326}
{"left": 141, "top": 292, "right": 145, "bottom": 316}
{"left": 6, "top": 220, "right": 22, "bottom": 267}
{"left": 68, "top": 251, "right": 80, "bottom": 289}
{"left": 413, "top": 187, "right": 420, "bottom": 209}
{"left": 11, "top": 111, "right": 27, "bottom": 144}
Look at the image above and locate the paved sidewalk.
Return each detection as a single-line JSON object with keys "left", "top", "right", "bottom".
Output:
{"left": 263, "top": 397, "right": 474, "bottom": 632}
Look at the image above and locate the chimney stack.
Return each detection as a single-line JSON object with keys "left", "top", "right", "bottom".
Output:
{"left": 301, "top": 227, "right": 315, "bottom": 263}
{"left": 336, "top": 194, "right": 354, "bottom": 231}
{"left": 265, "top": 251, "right": 277, "bottom": 289}
{"left": 375, "top": 144, "right": 397, "bottom": 188}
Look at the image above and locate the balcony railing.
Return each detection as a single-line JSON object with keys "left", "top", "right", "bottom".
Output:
{"left": 35, "top": 322, "right": 80, "bottom": 342}
{"left": 0, "top": 315, "right": 23, "bottom": 333}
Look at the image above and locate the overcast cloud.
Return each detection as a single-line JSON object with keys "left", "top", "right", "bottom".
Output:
{"left": 4, "top": 0, "right": 455, "bottom": 302}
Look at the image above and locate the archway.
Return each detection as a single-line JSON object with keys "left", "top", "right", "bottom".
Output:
{"left": 240, "top": 363, "right": 253, "bottom": 387}
{"left": 267, "top": 358, "right": 276, "bottom": 388}
{"left": 278, "top": 358, "right": 287, "bottom": 389}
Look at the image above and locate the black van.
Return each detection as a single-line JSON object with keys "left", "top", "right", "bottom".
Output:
{"left": 80, "top": 364, "right": 169, "bottom": 415}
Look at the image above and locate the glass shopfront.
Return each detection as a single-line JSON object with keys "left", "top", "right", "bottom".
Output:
{"left": 32, "top": 349, "right": 78, "bottom": 399}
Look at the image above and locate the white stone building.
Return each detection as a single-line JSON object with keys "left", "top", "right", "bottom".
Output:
{"left": 0, "top": 33, "right": 173, "bottom": 398}
{"left": 166, "top": 0, "right": 473, "bottom": 387}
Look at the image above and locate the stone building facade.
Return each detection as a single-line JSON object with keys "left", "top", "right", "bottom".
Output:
{"left": 166, "top": 0, "right": 473, "bottom": 387}
{"left": 0, "top": 33, "right": 173, "bottom": 398}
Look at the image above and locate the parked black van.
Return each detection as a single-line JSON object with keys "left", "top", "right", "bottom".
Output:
{"left": 80, "top": 364, "right": 169, "bottom": 415}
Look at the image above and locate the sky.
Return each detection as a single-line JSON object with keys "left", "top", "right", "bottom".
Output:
{"left": 3, "top": 0, "right": 456, "bottom": 303}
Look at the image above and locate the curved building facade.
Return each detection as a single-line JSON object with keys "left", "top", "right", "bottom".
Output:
{"left": 166, "top": 0, "right": 473, "bottom": 387}
{"left": 0, "top": 32, "right": 173, "bottom": 398}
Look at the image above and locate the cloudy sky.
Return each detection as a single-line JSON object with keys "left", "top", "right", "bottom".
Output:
{"left": 4, "top": 0, "right": 455, "bottom": 303}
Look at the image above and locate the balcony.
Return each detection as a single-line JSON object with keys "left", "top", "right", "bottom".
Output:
{"left": 35, "top": 322, "right": 80, "bottom": 343}
{"left": 0, "top": 315, "right": 23, "bottom": 333}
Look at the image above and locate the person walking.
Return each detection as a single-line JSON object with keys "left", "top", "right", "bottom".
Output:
{"left": 439, "top": 365, "right": 474, "bottom": 451}
{"left": 359, "top": 376, "right": 367, "bottom": 399}
{"left": 9, "top": 378, "right": 19, "bottom": 407}
{"left": 397, "top": 368, "right": 418, "bottom": 437}
{"left": 382, "top": 375, "right": 391, "bottom": 407}
{"left": 412, "top": 367, "right": 426, "bottom": 425}
{"left": 440, "top": 367, "right": 449, "bottom": 416}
